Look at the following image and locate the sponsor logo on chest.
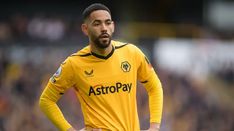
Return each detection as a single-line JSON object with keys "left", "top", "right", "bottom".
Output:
{"left": 89, "top": 82, "right": 132, "bottom": 96}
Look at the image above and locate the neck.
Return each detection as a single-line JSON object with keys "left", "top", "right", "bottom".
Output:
{"left": 90, "top": 42, "right": 113, "bottom": 56}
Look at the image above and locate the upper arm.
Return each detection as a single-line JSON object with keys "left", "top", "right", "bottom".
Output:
{"left": 135, "top": 46, "right": 154, "bottom": 82}
{"left": 49, "top": 58, "right": 75, "bottom": 94}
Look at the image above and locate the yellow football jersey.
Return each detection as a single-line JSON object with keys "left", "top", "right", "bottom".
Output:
{"left": 41, "top": 40, "right": 162, "bottom": 131}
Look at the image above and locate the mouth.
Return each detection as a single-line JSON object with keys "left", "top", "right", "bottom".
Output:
{"left": 99, "top": 34, "right": 110, "bottom": 38}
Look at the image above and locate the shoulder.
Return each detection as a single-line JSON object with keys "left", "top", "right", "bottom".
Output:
{"left": 113, "top": 40, "right": 140, "bottom": 51}
{"left": 58, "top": 46, "right": 90, "bottom": 66}
{"left": 113, "top": 40, "right": 128, "bottom": 49}
{"left": 69, "top": 45, "right": 91, "bottom": 58}
{"left": 113, "top": 41, "right": 143, "bottom": 56}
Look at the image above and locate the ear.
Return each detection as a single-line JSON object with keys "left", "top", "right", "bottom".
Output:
{"left": 81, "top": 23, "right": 88, "bottom": 36}
{"left": 112, "top": 21, "right": 115, "bottom": 33}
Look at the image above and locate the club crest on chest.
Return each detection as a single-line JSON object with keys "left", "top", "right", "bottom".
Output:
{"left": 121, "top": 61, "right": 131, "bottom": 72}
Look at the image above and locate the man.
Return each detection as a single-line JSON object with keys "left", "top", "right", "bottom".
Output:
{"left": 39, "top": 3, "right": 163, "bottom": 131}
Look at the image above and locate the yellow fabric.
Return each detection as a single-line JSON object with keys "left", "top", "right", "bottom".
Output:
{"left": 135, "top": 46, "right": 163, "bottom": 123}
{"left": 39, "top": 83, "right": 72, "bottom": 131}
{"left": 143, "top": 72, "right": 163, "bottom": 123}
{"left": 39, "top": 40, "right": 163, "bottom": 131}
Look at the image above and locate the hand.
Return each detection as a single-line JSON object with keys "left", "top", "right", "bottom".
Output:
{"left": 67, "top": 127, "right": 78, "bottom": 131}
{"left": 141, "top": 128, "right": 160, "bottom": 131}
{"left": 70, "top": 127, "right": 102, "bottom": 131}
{"left": 79, "top": 128, "right": 86, "bottom": 131}
{"left": 141, "top": 123, "right": 160, "bottom": 131}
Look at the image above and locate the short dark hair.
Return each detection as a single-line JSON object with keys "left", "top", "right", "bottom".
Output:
{"left": 82, "top": 3, "right": 111, "bottom": 21}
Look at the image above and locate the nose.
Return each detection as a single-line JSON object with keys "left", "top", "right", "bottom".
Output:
{"left": 101, "top": 23, "right": 107, "bottom": 33}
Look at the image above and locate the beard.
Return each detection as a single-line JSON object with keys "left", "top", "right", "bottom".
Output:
{"left": 93, "top": 33, "right": 112, "bottom": 49}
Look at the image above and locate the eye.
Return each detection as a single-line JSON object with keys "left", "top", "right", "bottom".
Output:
{"left": 106, "top": 21, "right": 112, "bottom": 25}
{"left": 93, "top": 22, "right": 100, "bottom": 26}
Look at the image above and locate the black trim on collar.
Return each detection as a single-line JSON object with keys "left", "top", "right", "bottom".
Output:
{"left": 91, "top": 45, "right": 115, "bottom": 60}
{"left": 115, "top": 43, "right": 128, "bottom": 49}
{"left": 77, "top": 53, "right": 92, "bottom": 57}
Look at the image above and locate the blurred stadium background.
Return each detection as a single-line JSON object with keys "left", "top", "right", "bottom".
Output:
{"left": 0, "top": 0, "right": 234, "bottom": 131}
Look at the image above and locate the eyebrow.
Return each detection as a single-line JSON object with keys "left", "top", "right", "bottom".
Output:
{"left": 92, "top": 19, "right": 112, "bottom": 24}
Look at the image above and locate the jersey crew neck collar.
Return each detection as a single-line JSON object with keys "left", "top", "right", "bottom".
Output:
{"left": 91, "top": 45, "right": 115, "bottom": 60}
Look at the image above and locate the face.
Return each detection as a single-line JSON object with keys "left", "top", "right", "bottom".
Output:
{"left": 82, "top": 10, "right": 115, "bottom": 49}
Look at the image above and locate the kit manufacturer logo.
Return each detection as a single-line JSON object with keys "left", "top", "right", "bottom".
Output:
{"left": 84, "top": 69, "right": 94, "bottom": 76}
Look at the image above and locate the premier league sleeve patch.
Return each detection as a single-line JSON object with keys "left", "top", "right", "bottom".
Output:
{"left": 54, "top": 66, "right": 62, "bottom": 77}
{"left": 50, "top": 66, "right": 62, "bottom": 83}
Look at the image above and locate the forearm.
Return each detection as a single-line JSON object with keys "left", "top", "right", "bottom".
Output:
{"left": 144, "top": 72, "right": 163, "bottom": 123}
{"left": 148, "top": 85, "right": 163, "bottom": 123}
{"left": 39, "top": 84, "right": 72, "bottom": 131}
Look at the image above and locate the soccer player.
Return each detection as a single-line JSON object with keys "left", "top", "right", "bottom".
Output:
{"left": 39, "top": 3, "right": 163, "bottom": 131}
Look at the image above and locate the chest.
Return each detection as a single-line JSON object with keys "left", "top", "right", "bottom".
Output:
{"left": 73, "top": 55, "right": 137, "bottom": 95}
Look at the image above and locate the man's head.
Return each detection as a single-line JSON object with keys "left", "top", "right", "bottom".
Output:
{"left": 82, "top": 3, "right": 111, "bottom": 22}
{"left": 81, "top": 3, "right": 114, "bottom": 49}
